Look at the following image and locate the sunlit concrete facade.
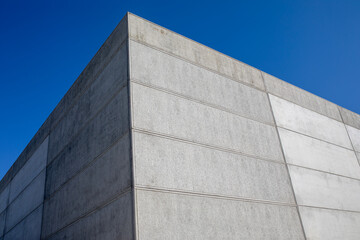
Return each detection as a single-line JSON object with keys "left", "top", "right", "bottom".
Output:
{"left": 1, "top": 13, "right": 360, "bottom": 240}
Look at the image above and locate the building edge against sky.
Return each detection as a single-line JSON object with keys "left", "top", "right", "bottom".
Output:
{"left": 0, "top": 12, "right": 360, "bottom": 239}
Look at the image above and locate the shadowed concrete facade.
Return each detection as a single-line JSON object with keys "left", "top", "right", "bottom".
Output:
{"left": 1, "top": 13, "right": 360, "bottom": 240}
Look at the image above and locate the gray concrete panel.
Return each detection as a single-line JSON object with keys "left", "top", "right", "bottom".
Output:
{"left": 46, "top": 191, "right": 134, "bottom": 240}
{"left": 42, "top": 135, "right": 131, "bottom": 238}
{"left": 5, "top": 170, "right": 45, "bottom": 232}
{"left": 136, "top": 190, "right": 305, "bottom": 240}
{"left": 346, "top": 125, "right": 360, "bottom": 152}
{"left": 339, "top": 106, "right": 360, "bottom": 130}
{"left": 4, "top": 205, "right": 42, "bottom": 240}
{"left": 132, "top": 83, "right": 283, "bottom": 162}
{"left": 49, "top": 44, "right": 128, "bottom": 162}
{"left": 279, "top": 128, "right": 360, "bottom": 179}
{"left": 299, "top": 206, "right": 360, "bottom": 240}
{"left": 270, "top": 94, "right": 352, "bottom": 149}
{"left": 0, "top": 211, "right": 5, "bottom": 237}
{"left": 0, "top": 186, "right": 9, "bottom": 214}
{"left": 128, "top": 14, "right": 265, "bottom": 90}
{"left": 45, "top": 88, "right": 129, "bottom": 197}
{"left": 9, "top": 137, "right": 48, "bottom": 203}
{"left": 134, "top": 132, "right": 294, "bottom": 203}
{"left": 263, "top": 72, "right": 342, "bottom": 121}
{"left": 357, "top": 152, "right": 360, "bottom": 164}
{"left": 130, "top": 41, "right": 274, "bottom": 125}
{"left": 289, "top": 166, "right": 360, "bottom": 211}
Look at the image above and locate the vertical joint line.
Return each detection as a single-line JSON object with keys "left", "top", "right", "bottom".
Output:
{"left": 260, "top": 71, "right": 308, "bottom": 240}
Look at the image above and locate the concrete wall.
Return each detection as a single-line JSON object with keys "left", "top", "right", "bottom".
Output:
{"left": 0, "top": 14, "right": 133, "bottom": 240}
{"left": 128, "top": 13, "right": 360, "bottom": 240}
{"left": 1, "top": 12, "right": 360, "bottom": 240}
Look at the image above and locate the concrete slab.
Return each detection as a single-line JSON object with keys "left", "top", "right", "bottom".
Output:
{"left": 132, "top": 83, "right": 283, "bottom": 162}
{"left": 269, "top": 94, "right": 352, "bottom": 149}
{"left": 279, "top": 128, "right": 360, "bottom": 179}
{"left": 46, "top": 191, "right": 134, "bottom": 240}
{"left": 3, "top": 205, "right": 42, "bottom": 240}
{"left": 136, "top": 190, "right": 305, "bottom": 240}
{"left": 128, "top": 14, "right": 265, "bottom": 90}
{"left": 299, "top": 206, "right": 360, "bottom": 240}
{"left": 130, "top": 41, "right": 274, "bottom": 125}
{"left": 289, "top": 166, "right": 360, "bottom": 211}
{"left": 5, "top": 170, "right": 45, "bottom": 232}
{"left": 339, "top": 106, "right": 360, "bottom": 130}
{"left": 0, "top": 186, "right": 9, "bottom": 213}
{"left": 45, "top": 88, "right": 130, "bottom": 197}
{"left": 9, "top": 137, "right": 48, "bottom": 203}
{"left": 0, "top": 211, "right": 5, "bottom": 237}
{"left": 42, "top": 135, "right": 131, "bottom": 238}
{"left": 346, "top": 125, "right": 360, "bottom": 152}
{"left": 134, "top": 132, "right": 294, "bottom": 203}
{"left": 49, "top": 44, "right": 128, "bottom": 162}
{"left": 263, "top": 72, "right": 342, "bottom": 121}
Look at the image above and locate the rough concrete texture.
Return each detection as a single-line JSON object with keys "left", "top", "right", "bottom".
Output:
{"left": 130, "top": 40, "right": 274, "bottom": 125}
{"left": 289, "top": 165, "right": 360, "bottom": 211}
{"left": 134, "top": 132, "right": 294, "bottom": 203}
{"left": 263, "top": 72, "right": 342, "bottom": 121}
{"left": 279, "top": 128, "right": 360, "bottom": 179}
{"left": 1, "top": 12, "right": 360, "bottom": 239}
{"left": 270, "top": 94, "right": 352, "bottom": 149}
{"left": 136, "top": 190, "right": 305, "bottom": 240}
{"left": 346, "top": 125, "right": 360, "bottom": 152}
{"left": 299, "top": 206, "right": 360, "bottom": 240}
{"left": 339, "top": 106, "right": 360, "bottom": 130}
{"left": 132, "top": 83, "right": 283, "bottom": 162}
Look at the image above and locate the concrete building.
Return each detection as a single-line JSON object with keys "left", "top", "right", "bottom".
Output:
{"left": 1, "top": 12, "right": 360, "bottom": 240}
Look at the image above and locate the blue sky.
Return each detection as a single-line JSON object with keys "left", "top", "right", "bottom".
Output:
{"left": 1, "top": 0, "right": 359, "bottom": 179}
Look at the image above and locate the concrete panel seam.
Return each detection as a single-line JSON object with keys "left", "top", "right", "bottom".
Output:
{"left": 134, "top": 186, "right": 297, "bottom": 207}
{"left": 43, "top": 187, "right": 132, "bottom": 239}
{"left": 125, "top": 25, "right": 138, "bottom": 240}
{"left": 134, "top": 186, "right": 295, "bottom": 207}
{"left": 50, "top": 38, "right": 128, "bottom": 133}
{"left": 133, "top": 128, "right": 285, "bottom": 165}
{"left": 263, "top": 73, "right": 308, "bottom": 239}
{"left": 4, "top": 202, "right": 43, "bottom": 236}
{"left": 130, "top": 78, "right": 275, "bottom": 126}
{"left": 287, "top": 163, "right": 360, "bottom": 182}
{"left": 48, "top": 82, "right": 128, "bottom": 165}
{"left": 128, "top": 12, "right": 263, "bottom": 86}
{"left": 40, "top": 133, "right": 51, "bottom": 240}
{"left": 338, "top": 105, "right": 360, "bottom": 168}
{"left": 129, "top": 39, "right": 265, "bottom": 92}
{"left": 278, "top": 126, "right": 354, "bottom": 151}
{"left": 2, "top": 168, "right": 45, "bottom": 214}
{"left": 298, "top": 204, "right": 360, "bottom": 214}
{"left": 130, "top": 39, "right": 348, "bottom": 125}
{"left": 45, "top": 130, "right": 130, "bottom": 201}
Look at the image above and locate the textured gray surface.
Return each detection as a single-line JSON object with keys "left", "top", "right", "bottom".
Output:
{"left": 132, "top": 83, "right": 283, "bottom": 162}
{"left": 0, "top": 211, "right": 5, "bottom": 237}
{"left": 45, "top": 87, "right": 129, "bottom": 198}
{"left": 136, "top": 190, "right": 305, "bottom": 240}
{"left": 130, "top": 41, "right": 274, "bottom": 125}
{"left": 46, "top": 191, "right": 134, "bottom": 240}
{"left": 279, "top": 128, "right": 360, "bottom": 179}
{"left": 270, "top": 94, "right": 352, "bottom": 149}
{"left": 339, "top": 106, "right": 360, "bottom": 130}
{"left": 289, "top": 165, "right": 360, "bottom": 211}
{"left": 3, "top": 205, "right": 42, "bottom": 240}
{"left": 299, "top": 206, "right": 360, "bottom": 240}
{"left": 5, "top": 170, "right": 45, "bottom": 232}
{"left": 346, "top": 125, "right": 360, "bottom": 152}
{"left": 8, "top": 137, "right": 48, "bottom": 203}
{"left": 0, "top": 186, "right": 9, "bottom": 214}
{"left": 134, "top": 132, "right": 294, "bottom": 203}
{"left": 263, "top": 72, "right": 342, "bottom": 121}
{"left": 128, "top": 14, "right": 265, "bottom": 90}
{"left": 42, "top": 126, "right": 131, "bottom": 238}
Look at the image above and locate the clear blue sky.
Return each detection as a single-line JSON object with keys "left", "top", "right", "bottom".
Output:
{"left": 1, "top": 0, "right": 359, "bottom": 179}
